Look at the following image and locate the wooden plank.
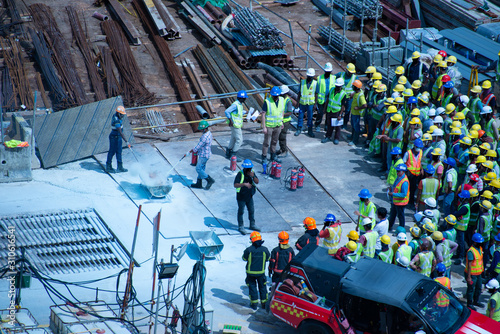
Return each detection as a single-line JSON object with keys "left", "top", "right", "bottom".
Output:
{"left": 107, "top": 0, "right": 141, "bottom": 45}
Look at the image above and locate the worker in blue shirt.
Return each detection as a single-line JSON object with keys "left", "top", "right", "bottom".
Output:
{"left": 106, "top": 105, "right": 130, "bottom": 173}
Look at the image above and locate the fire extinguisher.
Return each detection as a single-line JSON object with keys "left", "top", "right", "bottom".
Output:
{"left": 270, "top": 161, "right": 277, "bottom": 177}
{"left": 274, "top": 163, "right": 282, "bottom": 179}
{"left": 290, "top": 169, "right": 297, "bottom": 191}
{"left": 191, "top": 151, "right": 198, "bottom": 166}
{"left": 297, "top": 168, "right": 305, "bottom": 188}
{"left": 230, "top": 156, "right": 237, "bottom": 171}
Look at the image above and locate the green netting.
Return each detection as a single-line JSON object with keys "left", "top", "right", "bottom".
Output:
{"left": 192, "top": 0, "right": 227, "bottom": 8}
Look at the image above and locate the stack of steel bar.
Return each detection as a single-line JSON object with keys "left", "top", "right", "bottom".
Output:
{"left": 331, "top": 0, "right": 382, "bottom": 19}
{"left": 0, "top": 38, "right": 34, "bottom": 110}
{"left": 153, "top": 0, "right": 181, "bottom": 40}
{"left": 133, "top": 0, "right": 199, "bottom": 131}
{"left": 67, "top": 6, "right": 106, "bottom": 102}
{"left": 318, "top": 25, "right": 360, "bottom": 60}
{"left": 30, "top": 3, "right": 88, "bottom": 107}
{"left": 99, "top": 46, "right": 122, "bottom": 98}
{"left": 231, "top": 31, "right": 290, "bottom": 68}
{"left": 5, "top": 0, "right": 28, "bottom": 40}
{"left": 193, "top": 44, "right": 263, "bottom": 111}
{"left": 101, "top": 19, "right": 157, "bottom": 107}
{"left": 1, "top": 68, "right": 15, "bottom": 112}
{"left": 233, "top": 8, "right": 285, "bottom": 49}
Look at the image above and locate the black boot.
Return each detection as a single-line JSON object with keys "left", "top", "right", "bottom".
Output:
{"left": 225, "top": 148, "right": 232, "bottom": 159}
{"left": 249, "top": 221, "right": 261, "bottom": 231}
{"left": 238, "top": 222, "right": 246, "bottom": 235}
{"left": 205, "top": 175, "right": 215, "bottom": 190}
{"left": 105, "top": 162, "right": 115, "bottom": 173}
{"left": 191, "top": 179, "right": 203, "bottom": 188}
{"left": 270, "top": 153, "right": 281, "bottom": 163}
{"left": 307, "top": 127, "right": 315, "bottom": 138}
{"left": 116, "top": 162, "right": 128, "bottom": 173}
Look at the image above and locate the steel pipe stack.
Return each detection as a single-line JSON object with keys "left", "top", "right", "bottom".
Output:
{"left": 331, "top": 0, "right": 382, "bottom": 19}
{"left": 233, "top": 8, "right": 285, "bottom": 49}
{"left": 318, "top": 25, "right": 360, "bottom": 60}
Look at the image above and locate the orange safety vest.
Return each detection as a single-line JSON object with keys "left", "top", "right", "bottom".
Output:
{"left": 434, "top": 277, "right": 451, "bottom": 308}
{"left": 393, "top": 175, "right": 410, "bottom": 206}
{"left": 406, "top": 150, "right": 423, "bottom": 176}
{"left": 465, "top": 246, "right": 484, "bottom": 276}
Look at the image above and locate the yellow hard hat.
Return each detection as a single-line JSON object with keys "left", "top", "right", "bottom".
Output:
{"left": 402, "top": 88, "right": 413, "bottom": 97}
{"left": 376, "top": 84, "right": 387, "bottom": 92}
{"left": 373, "top": 80, "right": 382, "bottom": 89}
{"left": 347, "top": 63, "right": 356, "bottom": 73}
{"left": 423, "top": 221, "right": 436, "bottom": 233}
{"left": 480, "top": 200, "right": 493, "bottom": 210}
{"left": 373, "top": 72, "right": 383, "bottom": 80}
{"left": 395, "top": 97, "right": 405, "bottom": 104}
{"left": 116, "top": 105, "right": 126, "bottom": 114}
{"left": 422, "top": 91, "right": 430, "bottom": 97}
{"left": 432, "top": 231, "right": 443, "bottom": 241}
{"left": 348, "top": 230, "right": 359, "bottom": 241}
{"left": 395, "top": 66, "right": 404, "bottom": 75}
{"left": 469, "top": 147, "right": 480, "bottom": 155}
{"left": 487, "top": 150, "right": 498, "bottom": 158}
{"left": 398, "top": 76, "right": 408, "bottom": 85}
{"left": 411, "top": 108, "right": 420, "bottom": 116}
{"left": 418, "top": 95, "right": 429, "bottom": 104}
{"left": 422, "top": 133, "right": 432, "bottom": 141}
{"left": 459, "top": 136, "right": 472, "bottom": 145}
{"left": 428, "top": 125, "right": 437, "bottom": 134}
{"left": 391, "top": 114, "right": 403, "bottom": 123}
{"left": 449, "top": 127, "right": 461, "bottom": 136}
{"left": 471, "top": 124, "right": 482, "bottom": 132}
{"left": 445, "top": 103, "right": 456, "bottom": 114}
{"left": 445, "top": 215, "right": 457, "bottom": 225}
{"left": 394, "top": 84, "right": 405, "bottom": 92}
{"left": 384, "top": 98, "right": 394, "bottom": 105}
{"left": 490, "top": 179, "right": 500, "bottom": 189}
{"left": 483, "top": 161, "right": 494, "bottom": 169}
{"left": 409, "top": 117, "right": 421, "bottom": 125}
{"left": 412, "top": 51, "right": 421, "bottom": 59}
{"left": 469, "top": 130, "right": 479, "bottom": 139}
{"left": 480, "top": 142, "right": 492, "bottom": 151}
{"left": 469, "top": 188, "right": 479, "bottom": 197}
{"left": 381, "top": 235, "right": 391, "bottom": 245}
{"left": 452, "top": 121, "right": 462, "bottom": 128}
{"left": 454, "top": 112, "right": 465, "bottom": 120}
{"left": 347, "top": 241, "right": 358, "bottom": 251}
{"left": 485, "top": 172, "right": 497, "bottom": 181}
{"left": 365, "top": 66, "right": 376, "bottom": 74}
{"left": 434, "top": 54, "right": 443, "bottom": 63}
{"left": 431, "top": 148, "right": 442, "bottom": 156}
{"left": 482, "top": 80, "right": 492, "bottom": 89}
{"left": 412, "top": 80, "right": 422, "bottom": 89}
{"left": 471, "top": 85, "right": 482, "bottom": 93}
{"left": 438, "top": 61, "right": 448, "bottom": 68}
{"left": 446, "top": 55, "right": 457, "bottom": 64}
{"left": 476, "top": 155, "right": 487, "bottom": 164}
{"left": 387, "top": 105, "right": 398, "bottom": 114}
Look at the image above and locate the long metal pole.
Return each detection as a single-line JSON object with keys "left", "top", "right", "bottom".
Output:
{"left": 360, "top": 0, "right": 365, "bottom": 44}
{"left": 306, "top": 24, "right": 312, "bottom": 69}
{"left": 148, "top": 211, "right": 161, "bottom": 334}
{"left": 288, "top": 20, "right": 297, "bottom": 56}
{"left": 372, "top": 4, "right": 378, "bottom": 66}
{"left": 403, "top": 18, "right": 409, "bottom": 62}
{"left": 387, "top": 37, "right": 391, "bottom": 86}
{"left": 153, "top": 259, "right": 163, "bottom": 334}
{"left": 328, "top": 0, "right": 333, "bottom": 46}
{"left": 341, "top": 0, "right": 347, "bottom": 60}
{"left": 31, "top": 92, "right": 37, "bottom": 156}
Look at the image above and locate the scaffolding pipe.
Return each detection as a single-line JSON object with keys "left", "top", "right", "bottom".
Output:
{"left": 306, "top": 24, "right": 312, "bottom": 69}
{"left": 403, "top": 18, "right": 409, "bottom": 63}
{"left": 289, "top": 20, "right": 297, "bottom": 56}
{"left": 328, "top": 0, "right": 333, "bottom": 46}
{"left": 294, "top": 42, "right": 323, "bottom": 69}
{"left": 360, "top": 0, "right": 365, "bottom": 45}
{"left": 342, "top": 0, "right": 347, "bottom": 60}
{"left": 387, "top": 37, "right": 391, "bottom": 86}
{"left": 372, "top": 3, "right": 378, "bottom": 66}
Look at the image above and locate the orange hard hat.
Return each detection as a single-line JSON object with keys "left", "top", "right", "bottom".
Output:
{"left": 116, "top": 105, "right": 126, "bottom": 114}
{"left": 303, "top": 217, "right": 316, "bottom": 230}
{"left": 278, "top": 231, "right": 289, "bottom": 244}
{"left": 250, "top": 231, "right": 262, "bottom": 242}
{"left": 478, "top": 130, "right": 485, "bottom": 138}
{"left": 353, "top": 80, "right": 362, "bottom": 89}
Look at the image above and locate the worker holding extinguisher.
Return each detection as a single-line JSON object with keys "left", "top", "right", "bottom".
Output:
{"left": 234, "top": 159, "right": 260, "bottom": 235}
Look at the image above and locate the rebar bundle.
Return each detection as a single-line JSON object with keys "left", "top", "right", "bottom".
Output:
{"left": 318, "top": 25, "right": 360, "bottom": 60}
{"left": 331, "top": 0, "right": 382, "bottom": 19}
{"left": 234, "top": 8, "right": 285, "bottom": 50}
{"left": 99, "top": 46, "right": 122, "bottom": 98}
{"left": 1, "top": 67, "right": 15, "bottom": 112}
{"left": 30, "top": 3, "right": 89, "bottom": 107}
{"left": 66, "top": 6, "right": 106, "bottom": 102}
{"left": 101, "top": 19, "right": 156, "bottom": 107}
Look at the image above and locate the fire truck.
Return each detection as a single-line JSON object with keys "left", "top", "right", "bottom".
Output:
{"left": 269, "top": 244, "right": 500, "bottom": 334}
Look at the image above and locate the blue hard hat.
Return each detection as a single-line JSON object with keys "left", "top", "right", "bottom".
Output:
{"left": 391, "top": 147, "right": 402, "bottom": 155}
{"left": 425, "top": 164, "right": 435, "bottom": 174}
{"left": 270, "top": 86, "right": 282, "bottom": 97}
{"left": 414, "top": 138, "right": 423, "bottom": 148}
{"left": 324, "top": 213, "right": 336, "bottom": 222}
{"left": 472, "top": 233, "right": 484, "bottom": 243}
{"left": 395, "top": 164, "right": 407, "bottom": 171}
{"left": 242, "top": 159, "right": 253, "bottom": 168}
{"left": 443, "top": 81, "right": 454, "bottom": 89}
{"left": 444, "top": 157, "right": 456, "bottom": 167}
{"left": 408, "top": 97, "right": 418, "bottom": 104}
{"left": 436, "top": 263, "right": 446, "bottom": 273}
{"left": 358, "top": 188, "right": 372, "bottom": 199}
{"left": 237, "top": 90, "right": 248, "bottom": 99}
{"left": 458, "top": 190, "right": 470, "bottom": 199}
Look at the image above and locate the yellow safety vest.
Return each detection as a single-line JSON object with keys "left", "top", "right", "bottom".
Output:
{"left": 317, "top": 74, "right": 336, "bottom": 105}
{"left": 396, "top": 244, "right": 412, "bottom": 262}
{"left": 227, "top": 101, "right": 244, "bottom": 128}
{"left": 235, "top": 171, "right": 255, "bottom": 193}
{"left": 283, "top": 96, "right": 291, "bottom": 122}
{"left": 327, "top": 89, "right": 347, "bottom": 113}
{"left": 264, "top": 97, "right": 284, "bottom": 128}
{"left": 455, "top": 203, "right": 470, "bottom": 231}
{"left": 343, "top": 73, "right": 356, "bottom": 95}
{"left": 323, "top": 225, "right": 342, "bottom": 254}
{"left": 299, "top": 79, "right": 317, "bottom": 105}
{"left": 421, "top": 178, "right": 439, "bottom": 202}
{"left": 378, "top": 248, "right": 394, "bottom": 263}
{"left": 358, "top": 201, "right": 376, "bottom": 232}
{"left": 419, "top": 251, "right": 434, "bottom": 277}
{"left": 487, "top": 292, "right": 500, "bottom": 321}
{"left": 363, "top": 231, "right": 378, "bottom": 258}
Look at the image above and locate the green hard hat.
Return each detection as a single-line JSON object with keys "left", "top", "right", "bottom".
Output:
{"left": 198, "top": 120, "right": 209, "bottom": 130}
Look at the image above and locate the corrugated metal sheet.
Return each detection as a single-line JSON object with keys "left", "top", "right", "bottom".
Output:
{"left": 34, "top": 96, "right": 134, "bottom": 168}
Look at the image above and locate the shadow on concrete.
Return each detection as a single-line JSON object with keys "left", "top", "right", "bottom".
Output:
{"left": 170, "top": 174, "right": 192, "bottom": 186}
{"left": 203, "top": 216, "right": 238, "bottom": 234}
{"left": 211, "top": 288, "right": 254, "bottom": 316}
{"left": 119, "top": 181, "right": 151, "bottom": 200}
{"left": 211, "top": 144, "right": 227, "bottom": 158}
{"left": 80, "top": 160, "right": 106, "bottom": 173}
{"left": 350, "top": 159, "right": 381, "bottom": 177}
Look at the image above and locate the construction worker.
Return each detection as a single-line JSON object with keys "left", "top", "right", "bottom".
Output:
{"left": 261, "top": 86, "right": 284, "bottom": 164}
{"left": 354, "top": 188, "right": 376, "bottom": 234}
{"left": 359, "top": 218, "right": 378, "bottom": 258}
{"left": 431, "top": 63, "right": 449, "bottom": 102}
{"left": 389, "top": 164, "right": 410, "bottom": 230}
{"left": 465, "top": 233, "right": 485, "bottom": 310}
{"left": 474, "top": 51, "right": 500, "bottom": 113}
{"left": 367, "top": 82, "right": 387, "bottom": 144}
{"left": 456, "top": 136, "right": 472, "bottom": 186}
{"left": 314, "top": 63, "right": 335, "bottom": 132}
{"left": 482, "top": 106, "right": 499, "bottom": 144}
{"left": 319, "top": 214, "right": 342, "bottom": 255}
{"left": 416, "top": 164, "right": 439, "bottom": 212}
{"left": 454, "top": 190, "right": 471, "bottom": 263}
{"left": 397, "top": 256, "right": 410, "bottom": 269}
{"left": 106, "top": 105, "right": 130, "bottom": 173}
{"left": 295, "top": 68, "right": 317, "bottom": 137}
{"left": 373, "top": 207, "right": 389, "bottom": 253}
{"left": 296, "top": 217, "right": 319, "bottom": 251}
{"left": 425, "top": 198, "right": 440, "bottom": 227}
{"left": 391, "top": 66, "right": 405, "bottom": 93}
{"left": 405, "top": 51, "right": 429, "bottom": 83}
{"left": 395, "top": 232, "right": 412, "bottom": 264}
{"left": 410, "top": 238, "right": 436, "bottom": 277}
{"left": 190, "top": 120, "right": 215, "bottom": 190}
{"left": 481, "top": 80, "right": 497, "bottom": 111}
{"left": 442, "top": 158, "right": 458, "bottom": 216}
{"left": 349, "top": 80, "right": 367, "bottom": 146}
{"left": 428, "top": 54, "right": 443, "bottom": 91}
{"left": 243, "top": 231, "right": 270, "bottom": 310}
{"left": 423, "top": 108, "right": 435, "bottom": 134}
{"left": 234, "top": 159, "right": 259, "bottom": 234}
{"left": 225, "top": 90, "right": 247, "bottom": 160}
{"left": 434, "top": 263, "right": 452, "bottom": 313}
{"left": 478, "top": 200, "right": 493, "bottom": 266}
{"left": 338, "top": 63, "right": 357, "bottom": 128}
{"left": 486, "top": 279, "right": 500, "bottom": 321}
{"left": 335, "top": 241, "right": 358, "bottom": 262}
{"left": 421, "top": 133, "right": 434, "bottom": 166}
{"left": 269, "top": 231, "right": 295, "bottom": 284}
{"left": 277, "top": 85, "right": 292, "bottom": 158}
{"left": 411, "top": 79, "right": 422, "bottom": 97}
{"left": 378, "top": 113, "right": 404, "bottom": 174}
{"left": 386, "top": 147, "right": 403, "bottom": 186}
{"left": 404, "top": 139, "right": 424, "bottom": 206}
{"left": 378, "top": 235, "right": 393, "bottom": 263}
{"left": 468, "top": 85, "right": 484, "bottom": 125}
{"left": 487, "top": 234, "right": 500, "bottom": 280}
{"left": 440, "top": 81, "right": 456, "bottom": 108}
{"left": 433, "top": 231, "right": 458, "bottom": 278}
{"left": 442, "top": 214, "right": 457, "bottom": 242}
{"left": 322, "top": 77, "right": 346, "bottom": 145}
{"left": 409, "top": 226, "right": 423, "bottom": 258}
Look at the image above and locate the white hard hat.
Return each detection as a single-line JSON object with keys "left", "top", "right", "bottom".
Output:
{"left": 415, "top": 331, "right": 426, "bottom": 334}
{"left": 436, "top": 107, "right": 445, "bottom": 115}
{"left": 481, "top": 106, "right": 493, "bottom": 115}
{"left": 459, "top": 95, "right": 469, "bottom": 105}
{"left": 414, "top": 211, "right": 424, "bottom": 222}
{"left": 428, "top": 108, "right": 436, "bottom": 117}
{"left": 397, "top": 232, "right": 407, "bottom": 241}
{"left": 306, "top": 68, "right": 316, "bottom": 77}
{"left": 466, "top": 164, "right": 478, "bottom": 173}
{"left": 362, "top": 217, "right": 372, "bottom": 226}
{"left": 486, "top": 279, "right": 500, "bottom": 289}
{"left": 280, "top": 85, "right": 290, "bottom": 94}
{"left": 424, "top": 198, "right": 437, "bottom": 208}
{"left": 335, "top": 77, "right": 345, "bottom": 86}
{"left": 423, "top": 212, "right": 434, "bottom": 219}
{"left": 397, "top": 256, "right": 409, "bottom": 267}
{"left": 391, "top": 92, "right": 400, "bottom": 99}
{"left": 324, "top": 62, "right": 333, "bottom": 72}
{"left": 433, "top": 116, "right": 444, "bottom": 124}
{"left": 432, "top": 128, "right": 444, "bottom": 136}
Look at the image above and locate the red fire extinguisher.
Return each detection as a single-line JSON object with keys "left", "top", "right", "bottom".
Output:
{"left": 270, "top": 161, "right": 277, "bottom": 177}
{"left": 191, "top": 151, "right": 198, "bottom": 166}
{"left": 230, "top": 156, "right": 237, "bottom": 171}
{"left": 274, "top": 163, "right": 282, "bottom": 179}
{"left": 290, "top": 170, "right": 297, "bottom": 191}
{"left": 297, "top": 168, "right": 304, "bottom": 188}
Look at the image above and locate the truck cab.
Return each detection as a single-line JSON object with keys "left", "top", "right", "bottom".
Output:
{"left": 270, "top": 244, "right": 500, "bottom": 334}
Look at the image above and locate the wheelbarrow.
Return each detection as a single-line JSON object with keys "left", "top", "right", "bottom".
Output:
{"left": 189, "top": 231, "right": 224, "bottom": 259}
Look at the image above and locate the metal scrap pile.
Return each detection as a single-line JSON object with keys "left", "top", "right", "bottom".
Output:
{"left": 234, "top": 8, "right": 285, "bottom": 49}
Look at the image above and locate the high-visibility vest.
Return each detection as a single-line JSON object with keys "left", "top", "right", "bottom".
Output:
{"left": 378, "top": 248, "right": 394, "bottom": 264}
{"left": 487, "top": 292, "right": 500, "bottom": 321}
{"left": 457, "top": 149, "right": 470, "bottom": 175}
{"left": 444, "top": 228, "right": 457, "bottom": 242}
{"left": 346, "top": 243, "right": 363, "bottom": 263}
{"left": 481, "top": 213, "right": 493, "bottom": 241}
{"left": 342, "top": 73, "right": 356, "bottom": 95}
{"left": 393, "top": 175, "right": 410, "bottom": 206}
{"left": 406, "top": 150, "right": 423, "bottom": 176}
{"left": 419, "top": 251, "right": 435, "bottom": 277}
{"left": 283, "top": 96, "right": 292, "bottom": 122}
{"left": 327, "top": 89, "right": 347, "bottom": 113}
{"left": 227, "top": 101, "right": 244, "bottom": 128}
{"left": 456, "top": 203, "right": 470, "bottom": 231}
{"left": 235, "top": 170, "right": 255, "bottom": 193}
{"left": 441, "top": 93, "right": 453, "bottom": 108}
{"left": 389, "top": 124, "right": 404, "bottom": 151}
{"left": 358, "top": 201, "right": 376, "bottom": 232}
{"left": 432, "top": 161, "right": 444, "bottom": 178}
{"left": 371, "top": 97, "right": 386, "bottom": 120}
{"left": 363, "top": 231, "right": 378, "bottom": 258}
{"left": 388, "top": 158, "right": 404, "bottom": 186}
{"left": 483, "top": 93, "right": 496, "bottom": 107}
{"left": 264, "top": 97, "right": 284, "bottom": 127}
{"left": 443, "top": 168, "right": 458, "bottom": 193}
{"left": 299, "top": 79, "right": 317, "bottom": 105}
{"left": 435, "top": 276, "right": 451, "bottom": 308}
{"left": 317, "top": 74, "right": 336, "bottom": 105}
{"left": 431, "top": 74, "right": 444, "bottom": 99}
{"left": 397, "top": 244, "right": 412, "bottom": 262}
{"left": 421, "top": 178, "right": 439, "bottom": 202}
{"left": 442, "top": 239, "right": 452, "bottom": 268}
{"left": 468, "top": 97, "right": 482, "bottom": 124}
{"left": 323, "top": 225, "right": 342, "bottom": 254}
{"left": 465, "top": 246, "right": 483, "bottom": 275}
{"left": 494, "top": 251, "right": 500, "bottom": 273}
{"left": 469, "top": 200, "right": 480, "bottom": 226}
{"left": 485, "top": 119, "right": 496, "bottom": 139}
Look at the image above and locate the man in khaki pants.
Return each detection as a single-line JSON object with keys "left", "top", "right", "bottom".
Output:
{"left": 261, "top": 86, "right": 284, "bottom": 164}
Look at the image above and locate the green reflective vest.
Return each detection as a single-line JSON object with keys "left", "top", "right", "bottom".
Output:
{"left": 378, "top": 248, "right": 394, "bottom": 264}
{"left": 388, "top": 158, "right": 404, "bottom": 186}
{"left": 327, "top": 89, "right": 347, "bottom": 113}
{"left": 456, "top": 203, "right": 470, "bottom": 231}
{"left": 421, "top": 178, "right": 439, "bottom": 202}
{"left": 441, "top": 93, "right": 453, "bottom": 108}
{"left": 342, "top": 73, "right": 356, "bottom": 95}
{"left": 431, "top": 74, "right": 444, "bottom": 100}
{"left": 485, "top": 119, "right": 496, "bottom": 139}
{"left": 419, "top": 251, "right": 435, "bottom": 277}
{"left": 487, "top": 292, "right": 500, "bottom": 321}
{"left": 443, "top": 168, "right": 458, "bottom": 193}
{"left": 228, "top": 101, "right": 244, "bottom": 128}
{"left": 442, "top": 239, "right": 452, "bottom": 268}
{"left": 283, "top": 96, "right": 292, "bottom": 122}
{"left": 397, "top": 244, "right": 412, "bottom": 262}
{"left": 264, "top": 97, "right": 284, "bottom": 127}
{"left": 299, "top": 79, "right": 317, "bottom": 105}
{"left": 317, "top": 74, "right": 336, "bottom": 105}
{"left": 481, "top": 212, "right": 493, "bottom": 241}
{"left": 363, "top": 231, "right": 378, "bottom": 258}
{"left": 468, "top": 97, "right": 482, "bottom": 124}
{"left": 235, "top": 170, "right": 255, "bottom": 193}
{"left": 443, "top": 228, "right": 457, "bottom": 243}
{"left": 358, "top": 201, "right": 376, "bottom": 232}
{"left": 346, "top": 243, "right": 363, "bottom": 263}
